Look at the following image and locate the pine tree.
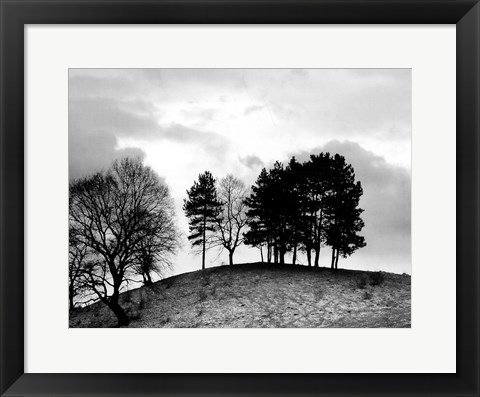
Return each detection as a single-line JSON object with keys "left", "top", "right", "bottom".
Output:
{"left": 244, "top": 168, "right": 273, "bottom": 262}
{"left": 324, "top": 154, "right": 366, "bottom": 269}
{"left": 244, "top": 153, "right": 366, "bottom": 269}
{"left": 302, "top": 153, "right": 331, "bottom": 267}
{"left": 284, "top": 157, "right": 305, "bottom": 265}
{"left": 183, "top": 171, "right": 222, "bottom": 270}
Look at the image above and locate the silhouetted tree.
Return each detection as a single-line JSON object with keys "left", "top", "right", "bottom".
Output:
{"left": 324, "top": 154, "right": 366, "bottom": 269}
{"left": 214, "top": 175, "right": 249, "bottom": 265}
{"left": 131, "top": 217, "right": 178, "bottom": 285}
{"left": 244, "top": 163, "right": 293, "bottom": 265}
{"left": 69, "top": 157, "right": 179, "bottom": 326}
{"left": 244, "top": 153, "right": 365, "bottom": 269}
{"left": 244, "top": 168, "right": 276, "bottom": 263}
{"left": 284, "top": 157, "right": 305, "bottom": 265}
{"left": 301, "top": 153, "right": 333, "bottom": 267}
{"left": 268, "top": 162, "right": 290, "bottom": 264}
{"left": 68, "top": 229, "right": 87, "bottom": 310}
{"left": 183, "top": 171, "right": 222, "bottom": 270}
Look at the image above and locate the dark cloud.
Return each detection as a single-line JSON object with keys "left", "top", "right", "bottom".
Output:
{"left": 68, "top": 96, "right": 153, "bottom": 179}
{"left": 69, "top": 74, "right": 138, "bottom": 99}
{"left": 69, "top": 98, "right": 159, "bottom": 139}
{"left": 290, "top": 140, "right": 411, "bottom": 273}
{"left": 240, "top": 155, "right": 264, "bottom": 170}
{"left": 68, "top": 69, "right": 411, "bottom": 274}
{"left": 69, "top": 94, "right": 230, "bottom": 180}
{"left": 68, "top": 129, "right": 145, "bottom": 180}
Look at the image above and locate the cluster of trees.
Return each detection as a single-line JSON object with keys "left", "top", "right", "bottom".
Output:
{"left": 183, "top": 153, "right": 366, "bottom": 270}
{"left": 69, "top": 153, "right": 365, "bottom": 326}
{"left": 69, "top": 158, "right": 180, "bottom": 326}
{"left": 183, "top": 173, "right": 248, "bottom": 269}
{"left": 244, "top": 154, "right": 365, "bottom": 268}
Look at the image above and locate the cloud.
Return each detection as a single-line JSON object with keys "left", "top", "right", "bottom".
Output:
{"left": 69, "top": 98, "right": 160, "bottom": 139}
{"left": 290, "top": 140, "right": 411, "bottom": 273}
{"left": 69, "top": 69, "right": 411, "bottom": 274}
{"left": 240, "top": 155, "right": 264, "bottom": 170}
{"left": 69, "top": 88, "right": 231, "bottom": 181}
{"left": 182, "top": 107, "right": 216, "bottom": 121}
{"left": 69, "top": 129, "right": 145, "bottom": 180}
{"left": 161, "top": 124, "right": 230, "bottom": 154}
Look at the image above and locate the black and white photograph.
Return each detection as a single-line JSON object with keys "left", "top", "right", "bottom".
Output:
{"left": 68, "top": 68, "right": 411, "bottom": 328}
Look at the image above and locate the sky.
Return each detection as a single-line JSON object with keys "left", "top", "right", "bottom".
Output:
{"left": 69, "top": 69, "right": 411, "bottom": 276}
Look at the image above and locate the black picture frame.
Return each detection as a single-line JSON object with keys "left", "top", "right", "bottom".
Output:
{"left": 1, "top": 1, "right": 479, "bottom": 396}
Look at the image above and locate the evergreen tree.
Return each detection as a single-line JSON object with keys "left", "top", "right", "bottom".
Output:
{"left": 268, "top": 161, "right": 289, "bottom": 264}
{"left": 284, "top": 157, "right": 305, "bottom": 265}
{"left": 244, "top": 153, "right": 366, "bottom": 269}
{"left": 183, "top": 171, "right": 222, "bottom": 270}
{"left": 324, "top": 155, "right": 366, "bottom": 269}
{"left": 244, "top": 163, "right": 291, "bottom": 264}
{"left": 302, "top": 153, "right": 331, "bottom": 267}
{"left": 244, "top": 168, "right": 274, "bottom": 263}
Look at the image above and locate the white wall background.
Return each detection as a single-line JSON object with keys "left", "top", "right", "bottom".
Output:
{"left": 25, "top": 25, "right": 455, "bottom": 373}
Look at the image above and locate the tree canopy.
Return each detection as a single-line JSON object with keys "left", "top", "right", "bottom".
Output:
{"left": 69, "top": 152, "right": 367, "bottom": 323}
{"left": 69, "top": 157, "right": 179, "bottom": 325}
{"left": 244, "top": 153, "right": 366, "bottom": 268}
{"left": 183, "top": 171, "right": 223, "bottom": 270}
{"left": 213, "top": 174, "right": 249, "bottom": 266}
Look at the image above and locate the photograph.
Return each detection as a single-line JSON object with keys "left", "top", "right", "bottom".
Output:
{"left": 68, "top": 68, "right": 411, "bottom": 328}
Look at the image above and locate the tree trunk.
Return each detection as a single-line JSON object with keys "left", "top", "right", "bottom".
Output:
{"left": 69, "top": 284, "right": 75, "bottom": 311}
{"left": 306, "top": 249, "right": 312, "bottom": 267}
{"left": 267, "top": 241, "right": 271, "bottom": 263}
{"left": 229, "top": 250, "right": 234, "bottom": 266}
{"left": 331, "top": 247, "right": 336, "bottom": 269}
{"left": 335, "top": 250, "right": 340, "bottom": 269}
{"left": 314, "top": 247, "right": 320, "bottom": 267}
{"left": 108, "top": 298, "right": 129, "bottom": 327}
{"left": 202, "top": 213, "right": 206, "bottom": 270}
{"left": 292, "top": 244, "right": 297, "bottom": 265}
{"left": 259, "top": 246, "right": 264, "bottom": 262}
{"left": 145, "top": 271, "right": 153, "bottom": 285}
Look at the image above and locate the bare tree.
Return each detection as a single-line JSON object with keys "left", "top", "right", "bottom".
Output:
{"left": 68, "top": 229, "right": 87, "bottom": 310}
{"left": 132, "top": 230, "right": 176, "bottom": 286}
{"left": 69, "top": 157, "right": 180, "bottom": 326}
{"left": 214, "top": 175, "right": 249, "bottom": 266}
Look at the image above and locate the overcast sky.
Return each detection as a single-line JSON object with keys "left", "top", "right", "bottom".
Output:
{"left": 69, "top": 69, "right": 411, "bottom": 275}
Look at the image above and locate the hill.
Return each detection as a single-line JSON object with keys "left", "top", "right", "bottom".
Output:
{"left": 69, "top": 263, "right": 411, "bottom": 328}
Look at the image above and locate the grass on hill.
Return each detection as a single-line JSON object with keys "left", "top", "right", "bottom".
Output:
{"left": 70, "top": 262, "right": 411, "bottom": 328}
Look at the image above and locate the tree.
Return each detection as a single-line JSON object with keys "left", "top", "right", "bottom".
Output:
{"left": 68, "top": 229, "right": 87, "bottom": 310}
{"left": 214, "top": 175, "right": 249, "bottom": 266}
{"left": 244, "top": 153, "right": 366, "bottom": 269}
{"left": 324, "top": 154, "right": 366, "bottom": 269}
{"left": 244, "top": 168, "right": 276, "bottom": 263}
{"left": 183, "top": 171, "right": 222, "bottom": 270}
{"left": 244, "top": 163, "right": 293, "bottom": 265}
{"left": 131, "top": 215, "right": 177, "bottom": 286}
{"left": 284, "top": 157, "right": 305, "bottom": 265}
{"left": 69, "top": 157, "right": 179, "bottom": 326}
{"left": 302, "top": 153, "right": 332, "bottom": 267}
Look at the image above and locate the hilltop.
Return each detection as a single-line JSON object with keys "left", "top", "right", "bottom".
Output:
{"left": 70, "top": 263, "right": 411, "bottom": 328}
